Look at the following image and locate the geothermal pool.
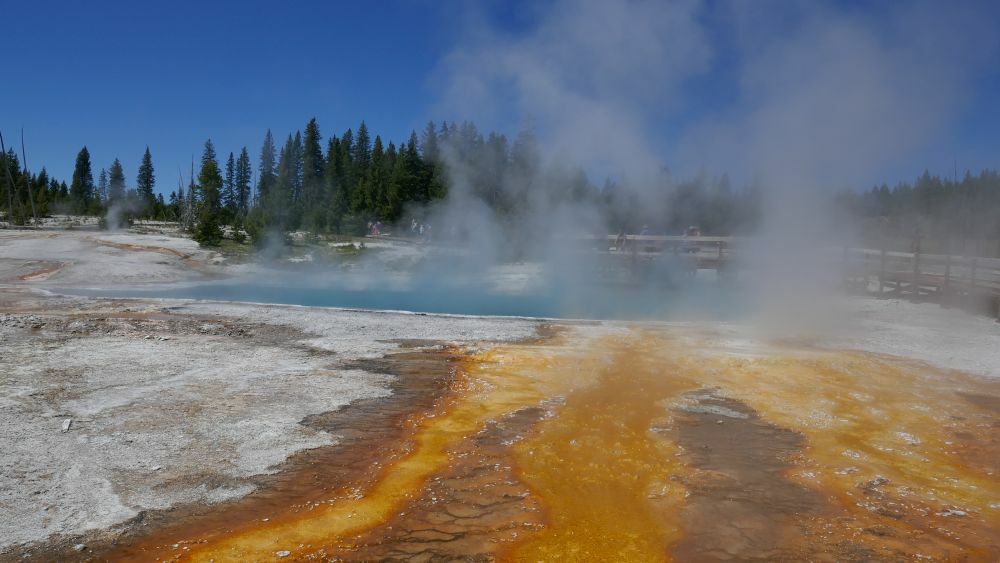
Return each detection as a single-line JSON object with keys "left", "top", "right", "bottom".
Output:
{"left": 67, "top": 270, "right": 747, "bottom": 320}
{"left": 101, "top": 326, "right": 999, "bottom": 561}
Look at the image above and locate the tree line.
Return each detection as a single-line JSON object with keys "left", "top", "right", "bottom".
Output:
{"left": 3, "top": 118, "right": 999, "bottom": 252}
{"left": 0, "top": 118, "right": 764, "bottom": 242}
{"left": 838, "top": 169, "right": 1000, "bottom": 248}
{"left": 0, "top": 144, "right": 161, "bottom": 225}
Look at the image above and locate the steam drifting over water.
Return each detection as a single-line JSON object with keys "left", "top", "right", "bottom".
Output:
{"left": 100, "top": 1, "right": 1000, "bottom": 326}
{"left": 415, "top": 0, "right": 998, "bottom": 328}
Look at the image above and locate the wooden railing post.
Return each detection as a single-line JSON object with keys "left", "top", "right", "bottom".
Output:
{"left": 879, "top": 248, "right": 886, "bottom": 295}
{"left": 970, "top": 257, "right": 978, "bottom": 294}
{"left": 843, "top": 245, "right": 850, "bottom": 287}
{"left": 944, "top": 253, "right": 951, "bottom": 296}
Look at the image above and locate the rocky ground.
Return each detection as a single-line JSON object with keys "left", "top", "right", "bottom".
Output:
{"left": 0, "top": 228, "right": 536, "bottom": 556}
{"left": 1, "top": 224, "right": 997, "bottom": 560}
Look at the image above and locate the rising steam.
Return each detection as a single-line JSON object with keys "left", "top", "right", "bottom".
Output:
{"left": 413, "top": 0, "right": 998, "bottom": 327}
{"left": 204, "top": 1, "right": 998, "bottom": 324}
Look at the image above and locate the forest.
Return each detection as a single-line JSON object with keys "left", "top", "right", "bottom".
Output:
{"left": 2, "top": 117, "right": 999, "bottom": 254}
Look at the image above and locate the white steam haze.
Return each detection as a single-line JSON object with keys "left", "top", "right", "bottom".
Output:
{"left": 434, "top": 0, "right": 709, "bottom": 187}
{"left": 403, "top": 0, "right": 999, "bottom": 327}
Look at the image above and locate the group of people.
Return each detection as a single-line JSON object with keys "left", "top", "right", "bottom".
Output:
{"left": 367, "top": 220, "right": 385, "bottom": 236}
{"left": 366, "top": 218, "right": 433, "bottom": 242}
{"left": 613, "top": 225, "right": 702, "bottom": 253}
{"left": 409, "top": 218, "right": 432, "bottom": 241}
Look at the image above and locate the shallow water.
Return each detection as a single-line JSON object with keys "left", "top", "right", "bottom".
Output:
{"left": 68, "top": 266, "right": 747, "bottom": 320}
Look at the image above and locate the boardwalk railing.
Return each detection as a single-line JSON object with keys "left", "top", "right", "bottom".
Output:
{"left": 575, "top": 235, "right": 735, "bottom": 269}
{"left": 844, "top": 247, "right": 1000, "bottom": 315}
{"left": 576, "top": 235, "right": 1000, "bottom": 316}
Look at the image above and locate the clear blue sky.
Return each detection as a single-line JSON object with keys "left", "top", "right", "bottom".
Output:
{"left": 3, "top": 0, "right": 998, "bottom": 194}
{"left": 3, "top": 0, "right": 461, "bottom": 193}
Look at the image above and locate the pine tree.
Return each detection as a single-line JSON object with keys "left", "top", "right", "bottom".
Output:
{"left": 404, "top": 131, "right": 426, "bottom": 203}
{"left": 339, "top": 128, "right": 355, "bottom": 211}
{"left": 507, "top": 127, "right": 540, "bottom": 215}
{"left": 353, "top": 121, "right": 371, "bottom": 172}
{"left": 13, "top": 165, "right": 30, "bottom": 224}
{"left": 108, "top": 158, "right": 126, "bottom": 204}
{"left": 136, "top": 146, "right": 155, "bottom": 214}
{"left": 48, "top": 177, "right": 62, "bottom": 209}
{"left": 258, "top": 130, "right": 277, "bottom": 204}
{"left": 1, "top": 149, "right": 26, "bottom": 224}
{"left": 235, "top": 147, "right": 252, "bottom": 216}
{"left": 98, "top": 168, "right": 108, "bottom": 204}
{"left": 223, "top": 151, "right": 236, "bottom": 216}
{"left": 291, "top": 131, "right": 303, "bottom": 204}
{"left": 349, "top": 122, "right": 373, "bottom": 215}
{"left": 386, "top": 142, "right": 412, "bottom": 221}
{"left": 272, "top": 135, "right": 298, "bottom": 228}
{"left": 421, "top": 121, "right": 439, "bottom": 162}
{"left": 323, "top": 135, "right": 347, "bottom": 230}
{"left": 484, "top": 132, "right": 509, "bottom": 207}
{"left": 420, "top": 123, "right": 445, "bottom": 202}
{"left": 0, "top": 149, "right": 16, "bottom": 223}
{"left": 69, "top": 147, "right": 95, "bottom": 214}
{"left": 366, "top": 135, "right": 386, "bottom": 217}
{"left": 193, "top": 139, "right": 224, "bottom": 245}
{"left": 34, "top": 169, "right": 50, "bottom": 216}
{"left": 302, "top": 118, "right": 325, "bottom": 207}
{"left": 184, "top": 159, "right": 197, "bottom": 228}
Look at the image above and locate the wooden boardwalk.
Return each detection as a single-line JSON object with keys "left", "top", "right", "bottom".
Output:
{"left": 577, "top": 235, "right": 735, "bottom": 271}
{"left": 577, "top": 235, "right": 1000, "bottom": 317}
{"left": 844, "top": 247, "right": 1000, "bottom": 316}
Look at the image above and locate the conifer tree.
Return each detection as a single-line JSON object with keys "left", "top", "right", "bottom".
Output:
{"left": 353, "top": 121, "right": 371, "bottom": 180}
{"left": 339, "top": 129, "right": 355, "bottom": 211}
{"left": 235, "top": 147, "right": 252, "bottom": 216}
{"left": 348, "top": 123, "right": 373, "bottom": 215}
{"left": 13, "top": 166, "right": 30, "bottom": 224}
{"left": 193, "top": 139, "right": 224, "bottom": 245}
{"left": 183, "top": 160, "right": 197, "bottom": 227}
{"left": 291, "top": 131, "right": 304, "bottom": 205}
{"left": 404, "top": 131, "right": 425, "bottom": 203}
{"left": 386, "top": 142, "right": 412, "bottom": 221}
{"left": 98, "top": 168, "right": 108, "bottom": 204}
{"left": 420, "top": 123, "right": 445, "bottom": 202}
{"left": 368, "top": 135, "right": 386, "bottom": 216}
{"left": 108, "top": 158, "right": 126, "bottom": 203}
{"left": 1, "top": 149, "right": 19, "bottom": 223}
{"left": 420, "top": 121, "right": 439, "bottom": 163}
{"left": 0, "top": 149, "right": 16, "bottom": 223}
{"left": 69, "top": 147, "right": 95, "bottom": 213}
{"left": 136, "top": 146, "right": 155, "bottom": 214}
{"left": 273, "top": 135, "right": 297, "bottom": 228}
{"left": 323, "top": 135, "right": 347, "bottom": 230}
{"left": 34, "top": 169, "right": 50, "bottom": 217}
{"left": 302, "top": 118, "right": 325, "bottom": 207}
{"left": 48, "top": 177, "right": 62, "bottom": 210}
{"left": 258, "top": 130, "right": 277, "bottom": 204}
{"left": 223, "top": 152, "right": 236, "bottom": 216}
{"left": 352, "top": 132, "right": 378, "bottom": 214}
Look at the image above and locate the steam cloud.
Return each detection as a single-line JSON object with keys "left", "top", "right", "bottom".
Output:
{"left": 225, "top": 0, "right": 997, "bottom": 325}
{"left": 413, "top": 0, "right": 999, "bottom": 327}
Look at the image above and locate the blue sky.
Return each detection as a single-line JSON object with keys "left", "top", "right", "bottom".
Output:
{"left": 3, "top": 1, "right": 454, "bottom": 192}
{"left": 3, "top": 0, "right": 998, "bottom": 194}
